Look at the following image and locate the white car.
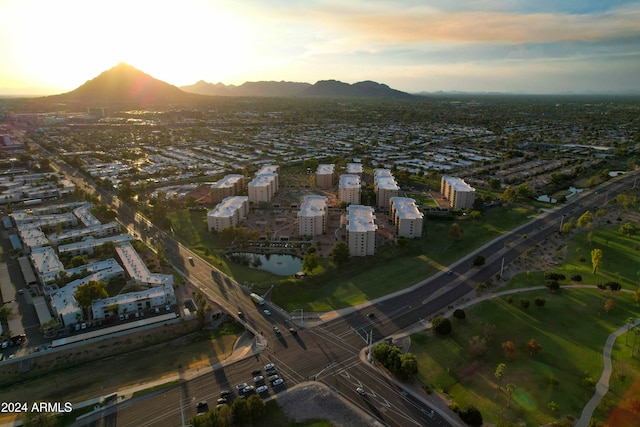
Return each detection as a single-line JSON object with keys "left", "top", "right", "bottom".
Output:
{"left": 356, "top": 387, "right": 366, "bottom": 396}
{"left": 263, "top": 309, "right": 271, "bottom": 316}
{"left": 256, "top": 385, "right": 268, "bottom": 394}
{"left": 271, "top": 378, "right": 284, "bottom": 387}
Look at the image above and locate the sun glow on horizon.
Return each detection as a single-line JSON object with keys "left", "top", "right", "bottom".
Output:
{"left": 0, "top": 0, "right": 261, "bottom": 94}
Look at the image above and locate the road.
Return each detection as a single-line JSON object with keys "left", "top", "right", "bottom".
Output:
{"left": 59, "top": 160, "right": 639, "bottom": 427}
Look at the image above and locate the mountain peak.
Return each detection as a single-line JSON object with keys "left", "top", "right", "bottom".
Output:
{"left": 49, "top": 63, "right": 190, "bottom": 106}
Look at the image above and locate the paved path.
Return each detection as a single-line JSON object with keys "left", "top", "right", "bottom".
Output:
{"left": 576, "top": 317, "right": 640, "bottom": 427}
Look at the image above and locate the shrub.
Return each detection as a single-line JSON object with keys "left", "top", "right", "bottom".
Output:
{"left": 432, "top": 316, "right": 452, "bottom": 336}
{"left": 571, "top": 274, "right": 582, "bottom": 282}
{"left": 534, "top": 296, "right": 546, "bottom": 307}
{"left": 520, "top": 299, "right": 530, "bottom": 309}
{"left": 453, "top": 309, "right": 466, "bottom": 320}
{"left": 505, "top": 295, "right": 513, "bottom": 304}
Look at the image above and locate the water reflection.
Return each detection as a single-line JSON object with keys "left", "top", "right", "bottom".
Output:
{"left": 228, "top": 252, "right": 302, "bottom": 276}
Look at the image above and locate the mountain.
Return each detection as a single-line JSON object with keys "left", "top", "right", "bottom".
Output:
{"left": 45, "top": 63, "right": 198, "bottom": 106}
{"left": 181, "top": 79, "right": 413, "bottom": 99}
{"left": 180, "top": 80, "right": 312, "bottom": 97}
{"left": 302, "top": 80, "right": 413, "bottom": 99}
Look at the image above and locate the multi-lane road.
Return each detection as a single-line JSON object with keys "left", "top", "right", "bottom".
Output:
{"left": 68, "top": 164, "right": 639, "bottom": 427}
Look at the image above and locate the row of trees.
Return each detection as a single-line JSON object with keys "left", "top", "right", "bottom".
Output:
{"left": 189, "top": 394, "right": 266, "bottom": 427}
{"left": 371, "top": 342, "right": 419, "bottom": 380}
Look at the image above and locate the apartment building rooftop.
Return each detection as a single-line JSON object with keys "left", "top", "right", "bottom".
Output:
{"left": 390, "top": 197, "right": 423, "bottom": 219}
{"left": 208, "top": 196, "right": 250, "bottom": 218}
{"left": 346, "top": 205, "right": 378, "bottom": 233}
{"left": 339, "top": 174, "right": 361, "bottom": 189}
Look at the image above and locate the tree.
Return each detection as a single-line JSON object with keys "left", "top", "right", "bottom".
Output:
{"left": 616, "top": 193, "right": 638, "bottom": 211}
{"left": 502, "top": 340, "right": 516, "bottom": 360}
{"left": 526, "top": 338, "right": 542, "bottom": 356}
{"left": 469, "top": 210, "right": 482, "bottom": 222}
{"left": 0, "top": 305, "right": 12, "bottom": 323}
{"left": 302, "top": 253, "right": 320, "bottom": 273}
{"left": 516, "top": 183, "right": 532, "bottom": 199}
{"left": 604, "top": 298, "right": 615, "bottom": 313}
{"left": 457, "top": 406, "right": 483, "bottom": 427}
{"left": 577, "top": 210, "right": 594, "bottom": 228}
{"left": 453, "top": 309, "right": 466, "bottom": 320}
{"left": 330, "top": 241, "right": 350, "bottom": 266}
{"left": 495, "top": 363, "right": 507, "bottom": 390}
{"left": 506, "top": 383, "right": 516, "bottom": 409}
{"left": 534, "top": 296, "right": 546, "bottom": 307}
{"left": 231, "top": 398, "right": 250, "bottom": 425}
{"left": 448, "top": 223, "right": 462, "bottom": 241}
{"left": 472, "top": 254, "right": 486, "bottom": 267}
{"left": 502, "top": 186, "right": 517, "bottom": 205}
{"left": 74, "top": 280, "right": 108, "bottom": 313}
{"left": 399, "top": 353, "right": 419, "bottom": 379}
{"left": 246, "top": 394, "right": 267, "bottom": 424}
{"left": 591, "top": 248, "right": 603, "bottom": 274}
{"left": 432, "top": 316, "right": 452, "bottom": 335}
{"left": 468, "top": 335, "right": 487, "bottom": 358}
{"left": 619, "top": 222, "right": 636, "bottom": 236}
{"left": 626, "top": 317, "right": 635, "bottom": 346}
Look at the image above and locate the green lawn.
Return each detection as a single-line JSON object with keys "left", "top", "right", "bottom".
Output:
{"left": 410, "top": 288, "right": 640, "bottom": 426}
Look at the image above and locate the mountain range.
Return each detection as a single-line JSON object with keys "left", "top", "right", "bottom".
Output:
{"left": 180, "top": 79, "right": 414, "bottom": 99}
{"left": 39, "top": 63, "right": 413, "bottom": 107}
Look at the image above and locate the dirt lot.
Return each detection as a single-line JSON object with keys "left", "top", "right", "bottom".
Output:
{"left": 278, "top": 382, "right": 384, "bottom": 427}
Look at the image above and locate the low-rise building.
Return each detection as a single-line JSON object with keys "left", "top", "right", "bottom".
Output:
{"left": 57, "top": 233, "right": 135, "bottom": 256}
{"left": 116, "top": 241, "right": 174, "bottom": 287}
{"left": 30, "top": 246, "right": 65, "bottom": 284}
{"left": 207, "top": 196, "right": 250, "bottom": 232}
{"left": 91, "top": 284, "right": 176, "bottom": 320}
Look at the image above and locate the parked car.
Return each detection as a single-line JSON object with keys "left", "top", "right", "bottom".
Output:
{"left": 253, "top": 375, "right": 265, "bottom": 383}
{"left": 251, "top": 369, "right": 262, "bottom": 376}
{"left": 256, "top": 385, "right": 268, "bottom": 394}
{"left": 289, "top": 328, "right": 297, "bottom": 335}
{"left": 236, "top": 382, "right": 248, "bottom": 391}
{"left": 271, "top": 378, "right": 284, "bottom": 387}
{"left": 220, "top": 390, "right": 231, "bottom": 398}
{"left": 196, "top": 401, "right": 209, "bottom": 415}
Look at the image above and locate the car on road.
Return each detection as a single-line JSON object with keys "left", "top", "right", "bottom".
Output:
{"left": 366, "top": 313, "right": 375, "bottom": 318}
{"left": 273, "top": 326, "right": 281, "bottom": 335}
{"left": 263, "top": 309, "right": 271, "bottom": 315}
{"left": 356, "top": 387, "right": 366, "bottom": 396}
{"left": 446, "top": 270, "right": 453, "bottom": 276}
{"left": 236, "top": 382, "right": 248, "bottom": 391}
{"left": 216, "top": 398, "right": 227, "bottom": 405}
{"left": 188, "top": 256, "right": 194, "bottom": 265}
{"left": 271, "top": 378, "right": 284, "bottom": 387}
{"left": 289, "top": 328, "right": 297, "bottom": 335}
{"left": 238, "top": 311, "right": 244, "bottom": 318}
{"left": 196, "top": 401, "right": 209, "bottom": 415}
{"left": 256, "top": 385, "right": 268, "bottom": 394}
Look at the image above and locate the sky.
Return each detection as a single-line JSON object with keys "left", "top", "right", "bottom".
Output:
{"left": 1, "top": 0, "right": 640, "bottom": 95}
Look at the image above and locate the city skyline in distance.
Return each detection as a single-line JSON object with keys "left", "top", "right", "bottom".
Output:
{"left": 1, "top": 0, "right": 640, "bottom": 96}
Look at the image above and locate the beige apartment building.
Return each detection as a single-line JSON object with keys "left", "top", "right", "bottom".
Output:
{"left": 345, "top": 205, "right": 378, "bottom": 256}
{"left": 297, "top": 195, "right": 328, "bottom": 237}
{"left": 390, "top": 197, "right": 424, "bottom": 238}
{"left": 440, "top": 176, "right": 476, "bottom": 210}
{"left": 207, "top": 196, "right": 250, "bottom": 232}
{"left": 373, "top": 168, "right": 400, "bottom": 211}
{"left": 338, "top": 174, "right": 361, "bottom": 206}
{"left": 315, "top": 164, "right": 335, "bottom": 188}
{"left": 211, "top": 174, "right": 245, "bottom": 204}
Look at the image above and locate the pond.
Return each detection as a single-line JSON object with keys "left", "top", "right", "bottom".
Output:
{"left": 227, "top": 252, "right": 303, "bottom": 276}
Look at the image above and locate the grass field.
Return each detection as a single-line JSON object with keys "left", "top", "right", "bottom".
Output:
{"left": 410, "top": 288, "right": 640, "bottom": 426}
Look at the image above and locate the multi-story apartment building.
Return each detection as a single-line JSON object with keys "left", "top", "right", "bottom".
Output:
{"left": 441, "top": 176, "right": 476, "bottom": 210}
{"left": 345, "top": 205, "right": 378, "bottom": 257}
{"left": 248, "top": 173, "right": 278, "bottom": 202}
{"left": 298, "top": 195, "right": 328, "bottom": 237}
{"left": 338, "top": 174, "right": 361, "bottom": 206}
{"left": 390, "top": 197, "right": 424, "bottom": 238}
{"left": 373, "top": 168, "right": 400, "bottom": 211}
{"left": 207, "top": 196, "right": 250, "bottom": 232}
{"left": 315, "top": 164, "right": 335, "bottom": 188}
{"left": 346, "top": 162, "right": 364, "bottom": 175}
{"left": 211, "top": 174, "right": 245, "bottom": 204}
